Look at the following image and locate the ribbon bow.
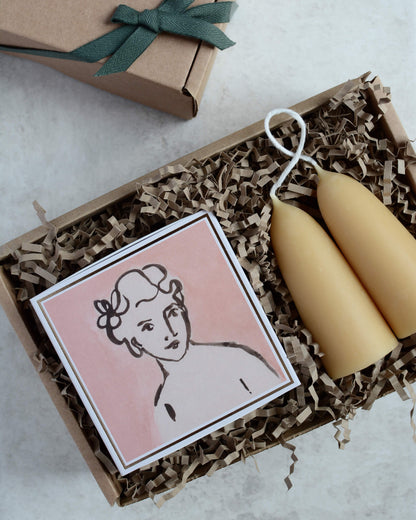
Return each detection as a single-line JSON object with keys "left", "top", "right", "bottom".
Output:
{"left": 0, "top": 1, "right": 236, "bottom": 77}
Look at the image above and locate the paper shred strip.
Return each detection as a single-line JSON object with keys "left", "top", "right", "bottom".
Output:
{"left": 33, "top": 264, "right": 57, "bottom": 285}
{"left": 333, "top": 414, "right": 353, "bottom": 450}
{"left": 402, "top": 375, "right": 416, "bottom": 443}
{"left": 386, "top": 370, "right": 410, "bottom": 401}
{"left": 21, "top": 242, "right": 44, "bottom": 253}
{"left": 281, "top": 438, "right": 298, "bottom": 490}
{"left": 382, "top": 161, "right": 393, "bottom": 205}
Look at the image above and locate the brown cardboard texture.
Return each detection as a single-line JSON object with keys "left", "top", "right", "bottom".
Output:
{"left": 1, "top": 74, "right": 416, "bottom": 506}
{"left": 0, "top": 0, "right": 229, "bottom": 119}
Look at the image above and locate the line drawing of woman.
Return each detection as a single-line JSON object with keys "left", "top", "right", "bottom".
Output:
{"left": 94, "top": 264, "right": 281, "bottom": 442}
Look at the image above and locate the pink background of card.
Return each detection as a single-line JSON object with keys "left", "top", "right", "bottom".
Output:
{"left": 43, "top": 218, "right": 287, "bottom": 464}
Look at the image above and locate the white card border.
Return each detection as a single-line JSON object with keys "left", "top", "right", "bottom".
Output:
{"left": 31, "top": 211, "right": 300, "bottom": 475}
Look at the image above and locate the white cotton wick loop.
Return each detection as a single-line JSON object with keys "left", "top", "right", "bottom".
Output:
{"left": 264, "top": 108, "right": 318, "bottom": 199}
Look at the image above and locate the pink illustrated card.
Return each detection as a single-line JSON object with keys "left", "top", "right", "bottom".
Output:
{"left": 31, "top": 211, "right": 299, "bottom": 475}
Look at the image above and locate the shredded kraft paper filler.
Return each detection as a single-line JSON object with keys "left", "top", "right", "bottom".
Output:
{"left": 3, "top": 77, "right": 416, "bottom": 506}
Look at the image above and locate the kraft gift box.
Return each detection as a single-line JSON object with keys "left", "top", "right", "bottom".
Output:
{"left": 0, "top": 0, "right": 234, "bottom": 119}
{"left": 1, "top": 73, "right": 415, "bottom": 506}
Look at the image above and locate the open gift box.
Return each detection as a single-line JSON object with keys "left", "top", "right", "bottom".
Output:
{"left": 0, "top": 0, "right": 234, "bottom": 119}
{"left": 1, "top": 73, "right": 415, "bottom": 506}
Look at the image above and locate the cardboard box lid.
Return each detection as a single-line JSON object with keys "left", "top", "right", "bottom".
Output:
{"left": 0, "top": 0, "right": 227, "bottom": 117}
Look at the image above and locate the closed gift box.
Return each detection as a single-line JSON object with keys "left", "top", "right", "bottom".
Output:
{"left": 0, "top": 73, "right": 415, "bottom": 506}
{"left": 0, "top": 0, "right": 234, "bottom": 119}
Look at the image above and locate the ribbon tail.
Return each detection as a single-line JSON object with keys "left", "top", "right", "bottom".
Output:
{"left": 71, "top": 25, "right": 136, "bottom": 62}
{"left": 162, "top": 16, "right": 235, "bottom": 50}
{"left": 94, "top": 26, "right": 157, "bottom": 77}
{"left": 0, "top": 44, "right": 98, "bottom": 63}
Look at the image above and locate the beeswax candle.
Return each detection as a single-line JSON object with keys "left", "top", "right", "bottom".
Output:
{"left": 270, "top": 196, "right": 397, "bottom": 379}
{"left": 316, "top": 167, "right": 416, "bottom": 338}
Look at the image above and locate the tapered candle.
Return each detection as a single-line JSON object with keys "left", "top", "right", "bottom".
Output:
{"left": 265, "top": 108, "right": 399, "bottom": 379}
{"left": 316, "top": 166, "right": 416, "bottom": 338}
{"left": 270, "top": 196, "right": 397, "bottom": 379}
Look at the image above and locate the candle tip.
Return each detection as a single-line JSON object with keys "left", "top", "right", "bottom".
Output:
{"left": 271, "top": 194, "right": 282, "bottom": 206}
{"left": 314, "top": 164, "right": 334, "bottom": 181}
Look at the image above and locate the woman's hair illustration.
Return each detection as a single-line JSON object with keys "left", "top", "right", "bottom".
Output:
{"left": 94, "top": 264, "right": 186, "bottom": 350}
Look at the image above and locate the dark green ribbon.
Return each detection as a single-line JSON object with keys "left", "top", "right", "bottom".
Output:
{"left": 0, "top": 0, "right": 236, "bottom": 76}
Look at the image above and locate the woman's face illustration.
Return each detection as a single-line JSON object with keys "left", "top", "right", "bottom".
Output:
{"left": 117, "top": 273, "right": 190, "bottom": 361}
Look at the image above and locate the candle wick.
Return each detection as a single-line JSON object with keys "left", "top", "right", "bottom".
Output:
{"left": 264, "top": 108, "right": 318, "bottom": 199}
